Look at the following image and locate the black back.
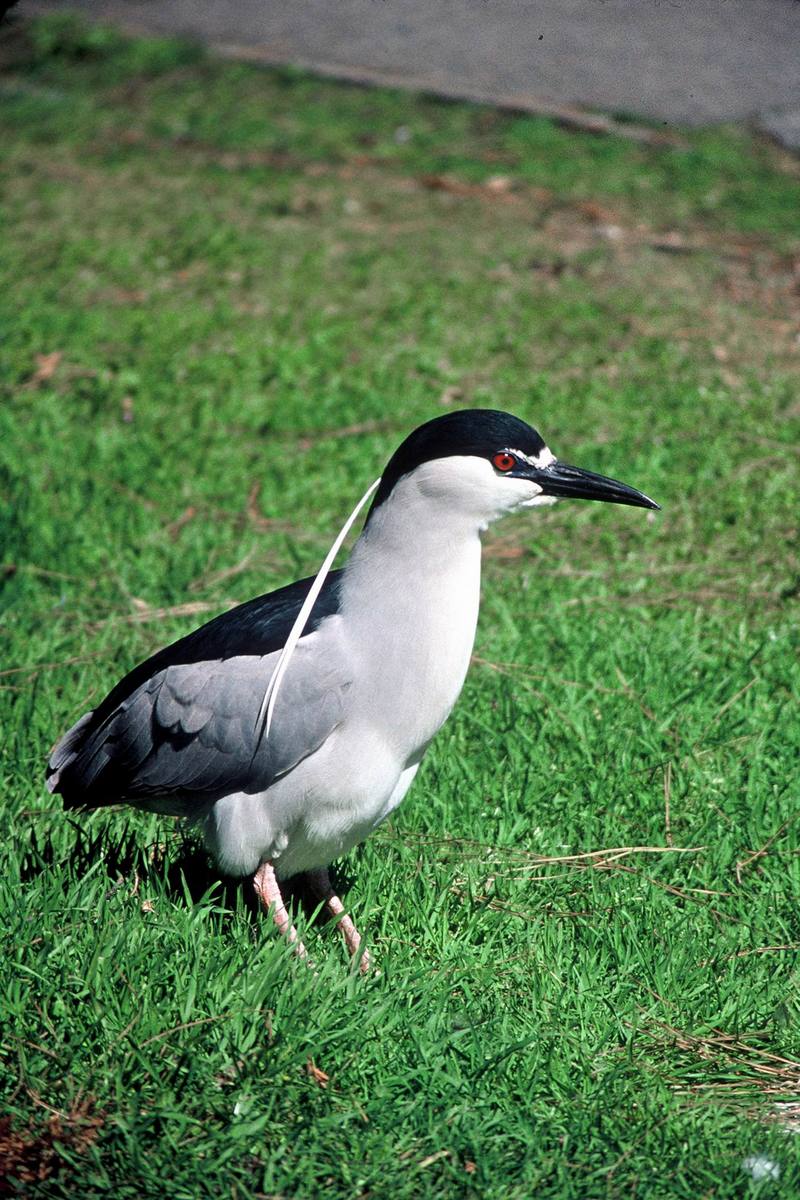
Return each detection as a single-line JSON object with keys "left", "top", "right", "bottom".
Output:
{"left": 367, "top": 409, "right": 546, "bottom": 518}
{"left": 79, "top": 570, "right": 343, "bottom": 738}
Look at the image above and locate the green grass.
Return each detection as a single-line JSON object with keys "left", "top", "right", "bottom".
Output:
{"left": 2, "top": 11, "right": 800, "bottom": 1197}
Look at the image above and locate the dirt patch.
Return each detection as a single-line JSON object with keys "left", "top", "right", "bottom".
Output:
{"left": 0, "top": 1101, "right": 104, "bottom": 1194}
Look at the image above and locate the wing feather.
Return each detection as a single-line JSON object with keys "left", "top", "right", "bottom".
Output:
{"left": 53, "top": 626, "right": 349, "bottom": 811}
{"left": 47, "top": 571, "right": 345, "bottom": 807}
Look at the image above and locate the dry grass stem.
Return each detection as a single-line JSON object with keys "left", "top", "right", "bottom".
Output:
{"left": 85, "top": 600, "right": 239, "bottom": 633}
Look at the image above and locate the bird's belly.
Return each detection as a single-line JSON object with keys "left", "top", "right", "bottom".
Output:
{"left": 281, "top": 762, "right": 420, "bottom": 881}
{"left": 202, "top": 727, "right": 419, "bottom": 880}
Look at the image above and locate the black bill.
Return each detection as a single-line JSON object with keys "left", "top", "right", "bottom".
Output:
{"left": 535, "top": 461, "right": 660, "bottom": 510}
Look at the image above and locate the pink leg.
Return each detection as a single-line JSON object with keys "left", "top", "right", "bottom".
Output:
{"left": 305, "top": 868, "right": 370, "bottom": 973}
{"left": 253, "top": 861, "right": 309, "bottom": 963}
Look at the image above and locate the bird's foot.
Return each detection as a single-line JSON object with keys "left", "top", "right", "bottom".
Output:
{"left": 305, "top": 868, "right": 371, "bottom": 974}
{"left": 253, "top": 861, "right": 310, "bottom": 965}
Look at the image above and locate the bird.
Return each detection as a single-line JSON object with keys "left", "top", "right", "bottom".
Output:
{"left": 47, "top": 409, "right": 658, "bottom": 971}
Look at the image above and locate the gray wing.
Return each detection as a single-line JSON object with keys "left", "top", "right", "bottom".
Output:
{"left": 54, "top": 626, "right": 351, "bottom": 810}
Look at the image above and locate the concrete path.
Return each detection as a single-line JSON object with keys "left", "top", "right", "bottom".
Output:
{"left": 19, "top": 0, "right": 800, "bottom": 143}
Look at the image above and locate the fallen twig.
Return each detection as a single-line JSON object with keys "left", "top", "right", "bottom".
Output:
{"left": 698, "top": 944, "right": 800, "bottom": 968}
{"left": 385, "top": 829, "right": 704, "bottom": 868}
{"left": 296, "top": 419, "right": 398, "bottom": 451}
{"left": 644, "top": 1020, "right": 800, "bottom": 1098}
{"left": 188, "top": 550, "right": 257, "bottom": 594}
{"left": 735, "top": 817, "right": 800, "bottom": 885}
{"left": 0, "top": 654, "right": 101, "bottom": 679}
{"left": 85, "top": 599, "right": 237, "bottom": 633}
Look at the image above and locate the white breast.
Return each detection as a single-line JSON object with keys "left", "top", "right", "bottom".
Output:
{"left": 339, "top": 474, "right": 483, "bottom": 761}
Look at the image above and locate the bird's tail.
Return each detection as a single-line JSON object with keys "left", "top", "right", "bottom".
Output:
{"left": 45, "top": 710, "right": 95, "bottom": 795}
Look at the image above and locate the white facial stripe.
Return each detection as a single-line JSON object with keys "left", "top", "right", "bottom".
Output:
{"left": 505, "top": 446, "right": 556, "bottom": 469}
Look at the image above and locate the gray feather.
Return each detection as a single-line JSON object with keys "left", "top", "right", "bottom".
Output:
{"left": 59, "top": 622, "right": 350, "bottom": 810}
{"left": 46, "top": 710, "right": 95, "bottom": 792}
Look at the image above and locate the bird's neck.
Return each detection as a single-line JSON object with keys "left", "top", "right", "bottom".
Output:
{"left": 339, "top": 480, "right": 484, "bottom": 755}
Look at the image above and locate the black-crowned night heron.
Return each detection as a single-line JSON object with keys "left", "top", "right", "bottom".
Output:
{"left": 47, "top": 409, "right": 658, "bottom": 970}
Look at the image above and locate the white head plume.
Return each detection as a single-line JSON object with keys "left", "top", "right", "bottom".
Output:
{"left": 255, "top": 476, "right": 381, "bottom": 743}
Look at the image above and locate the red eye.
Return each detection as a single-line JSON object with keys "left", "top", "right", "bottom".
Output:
{"left": 493, "top": 452, "right": 516, "bottom": 473}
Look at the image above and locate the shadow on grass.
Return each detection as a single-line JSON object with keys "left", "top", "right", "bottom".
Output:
{"left": 21, "top": 816, "right": 360, "bottom": 929}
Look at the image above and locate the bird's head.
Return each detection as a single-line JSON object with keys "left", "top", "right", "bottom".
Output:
{"left": 367, "top": 409, "right": 658, "bottom": 529}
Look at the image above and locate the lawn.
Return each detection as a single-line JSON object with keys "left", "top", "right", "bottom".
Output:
{"left": 1, "top": 12, "right": 800, "bottom": 1198}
